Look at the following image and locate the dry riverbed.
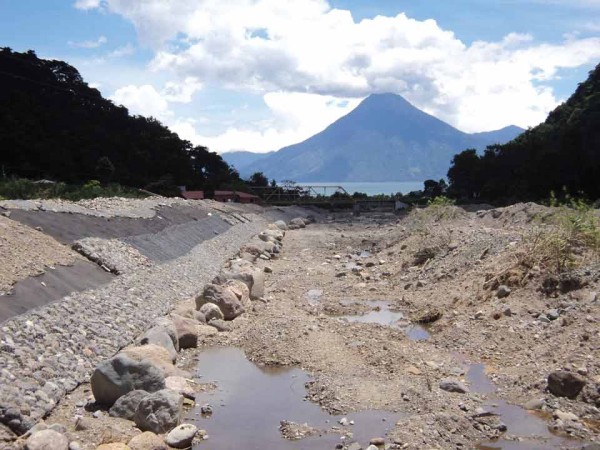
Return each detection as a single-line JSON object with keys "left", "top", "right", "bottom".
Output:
{"left": 6, "top": 202, "right": 599, "bottom": 450}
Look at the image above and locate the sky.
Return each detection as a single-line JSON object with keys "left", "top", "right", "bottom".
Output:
{"left": 1, "top": 0, "right": 599, "bottom": 154}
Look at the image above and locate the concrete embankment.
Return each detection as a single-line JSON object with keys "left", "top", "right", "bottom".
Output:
{"left": 0, "top": 197, "right": 314, "bottom": 442}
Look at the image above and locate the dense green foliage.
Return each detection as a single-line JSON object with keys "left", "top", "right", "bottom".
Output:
{"left": 0, "top": 48, "right": 241, "bottom": 195}
{"left": 0, "top": 178, "right": 148, "bottom": 201}
{"left": 448, "top": 63, "right": 600, "bottom": 203}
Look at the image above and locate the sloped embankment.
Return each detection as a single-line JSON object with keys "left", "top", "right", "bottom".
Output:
{"left": 0, "top": 196, "right": 314, "bottom": 443}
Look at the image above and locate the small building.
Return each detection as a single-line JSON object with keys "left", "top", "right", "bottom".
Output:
{"left": 181, "top": 190, "right": 205, "bottom": 200}
{"left": 214, "top": 190, "right": 261, "bottom": 204}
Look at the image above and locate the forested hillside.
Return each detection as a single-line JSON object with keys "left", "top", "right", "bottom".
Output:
{"left": 0, "top": 48, "right": 239, "bottom": 194}
{"left": 448, "top": 63, "right": 600, "bottom": 202}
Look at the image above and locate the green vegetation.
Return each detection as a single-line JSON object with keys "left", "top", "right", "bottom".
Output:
{"left": 525, "top": 196, "right": 600, "bottom": 274}
{"left": 0, "top": 48, "right": 241, "bottom": 195}
{"left": 447, "top": 63, "right": 600, "bottom": 204}
{"left": 0, "top": 177, "right": 148, "bottom": 201}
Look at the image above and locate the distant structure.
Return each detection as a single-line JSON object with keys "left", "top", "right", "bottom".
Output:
{"left": 214, "top": 190, "right": 260, "bottom": 204}
{"left": 179, "top": 186, "right": 260, "bottom": 204}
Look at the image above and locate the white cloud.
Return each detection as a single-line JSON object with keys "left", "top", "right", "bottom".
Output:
{"left": 109, "top": 78, "right": 202, "bottom": 121}
{"left": 187, "top": 92, "right": 361, "bottom": 153}
{"left": 68, "top": 35, "right": 108, "bottom": 49}
{"left": 110, "top": 84, "right": 171, "bottom": 119}
{"left": 79, "top": 0, "right": 600, "bottom": 149}
{"left": 73, "top": 0, "right": 102, "bottom": 11}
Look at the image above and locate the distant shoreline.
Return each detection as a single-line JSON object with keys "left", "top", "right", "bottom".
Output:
{"left": 293, "top": 181, "right": 425, "bottom": 196}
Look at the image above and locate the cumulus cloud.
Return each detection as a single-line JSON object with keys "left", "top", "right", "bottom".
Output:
{"left": 73, "top": 0, "right": 102, "bottom": 10}
{"left": 82, "top": 0, "right": 600, "bottom": 150}
{"left": 110, "top": 84, "right": 171, "bottom": 119}
{"left": 186, "top": 93, "right": 361, "bottom": 153}
{"left": 109, "top": 78, "right": 202, "bottom": 121}
{"left": 68, "top": 35, "right": 108, "bottom": 49}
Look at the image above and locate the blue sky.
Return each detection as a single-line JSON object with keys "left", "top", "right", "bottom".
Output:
{"left": 1, "top": 0, "right": 599, "bottom": 153}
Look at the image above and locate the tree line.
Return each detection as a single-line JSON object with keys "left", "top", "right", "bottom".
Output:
{"left": 447, "top": 63, "right": 600, "bottom": 204}
{"left": 0, "top": 48, "right": 245, "bottom": 196}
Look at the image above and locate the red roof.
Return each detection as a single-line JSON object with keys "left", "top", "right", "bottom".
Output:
{"left": 214, "top": 191, "right": 259, "bottom": 199}
{"left": 182, "top": 191, "right": 205, "bottom": 200}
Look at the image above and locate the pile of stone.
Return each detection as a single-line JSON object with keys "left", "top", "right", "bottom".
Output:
{"left": 17, "top": 217, "right": 311, "bottom": 449}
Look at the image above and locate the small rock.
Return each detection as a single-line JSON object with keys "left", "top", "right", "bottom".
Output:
{"left": 553, "top": 410, "right": 579, "bottom": 422}
{"left": 439, "top": 379, "right": 469, "bottom": 394}
{"left": 25, "top": 430, "right": 69, "bottom": 450}
{"left": 496, "top": 285, "right": 511, "bottom": 298}
{"left": 69, "top": 442, "right": 82, "bottom": 450}
{"left": 523, "top": 398, "right": 545, "bottom": 410}
{"left": 92, "top": 410, "right": 103, "bottom": 419}
{"left": 200, "top": 404, "right": 213, "bottom": 415}
{"left": 547, "top": 309, "right": 560, "bottom": 321}
{"left": 339, "top": 417, "right": 349, "bottom": 426}
{"left": 198, "top": 303, "right": 224, "bottom": 322}
{"left": 474, "top": 311, "right": 485, "bottom": 320}
{"left": 165, "top": 424, "right": 198, "bottom": 448}
{"left": 547, "top": 371, "right": 587, "bottom": 399}
{"left": 370, "top": 437, "right": 385, "bottom": 446}
{"left": 128, "top": 431, "right": 167, "bottom": 450}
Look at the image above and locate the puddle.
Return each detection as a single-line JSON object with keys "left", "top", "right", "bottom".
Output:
{"left": 340, "top": 301, "right": 430, "bottom": 341}
{"left": 189, "top": 347, "right": 402, "bottom": 449}
{"left": 467, "top": 363, "right": 586, "bottom": 449}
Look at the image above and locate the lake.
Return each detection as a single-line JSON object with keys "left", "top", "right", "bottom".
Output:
{"left": 295, "top": 181, "right": 425, "bottom": 196}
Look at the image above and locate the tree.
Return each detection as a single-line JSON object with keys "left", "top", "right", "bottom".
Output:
{"left": 447, "top": 149, "right": 483, "bottom": 200}
{"left": 247, "top": 171, "right": 269, "bottom": 187}
{"left": 95, "top": 156, "right": 115, "bottom": 184}
{"left": 423, "top": 179, "right": 447, "bottom": 198}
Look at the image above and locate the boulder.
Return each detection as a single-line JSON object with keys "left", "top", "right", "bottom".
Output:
{"left": 165, "top": 376, "right": 195, "bottom": 399}
{"left": 198, "top": 303, "right": 224, "bottom": 322}
{"left": 194, "top": 311, "right": 207, "bottom": 323}
{"left": 439, "top": 379, "right": 469, "bottom": 394}
{"left": 222, "top": 262, "right": 265, "bottom": 300}
{"left": 274, "top": 220, "right": 288, "bottom": 230}
{"left": 134, "top": 389, "right": 184, "bottom": 434}
{"left": 548, "top": 371, "right": 587, "bottom": 399}
{"left": 25, "top": 430, "right": 69, "bottom": 450}
{"left": 259, "top": 229, "right": 284, "bottom": 242}
{"left": 288, "top": 218, "right": 306, "bottom": 229}
{"left": 128, "top": 432, "right": 167, "bottom": 450}
{"left": 91, "top": 354, "right": 165, "bottom": 406}
{"left": 170, "top": 314, "right": 198, "bottom": 349}
{"left": 120, "top": 345, "right": 189, "bottom": 378}
{"left": 139, "top": 326, "right": 178, "bottom": 362}
{"left": 164, "top": 424, "right": 198, "bottom": 449}
{"left": 224, "top": 279, "right": 251, "bottom": 309}
{"left": 109, "top": 390, "right": 149, "bottom": 420}
{"left": 195, "top": 284, "right": 244, "bottom": 320}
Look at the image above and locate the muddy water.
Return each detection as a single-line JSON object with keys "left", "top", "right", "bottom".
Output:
{"left": 341, "top": 300, "right": 430, "bottom": 341}
{"left": 467, "top": 363, "right": 584, "bottom": 449}
{"left": 189, "top": 347, "right": 402, "bottom": 449}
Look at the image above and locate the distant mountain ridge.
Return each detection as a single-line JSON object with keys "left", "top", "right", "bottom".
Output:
{"left": 224, "top": 94, "right": 524, "bottom": 182}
